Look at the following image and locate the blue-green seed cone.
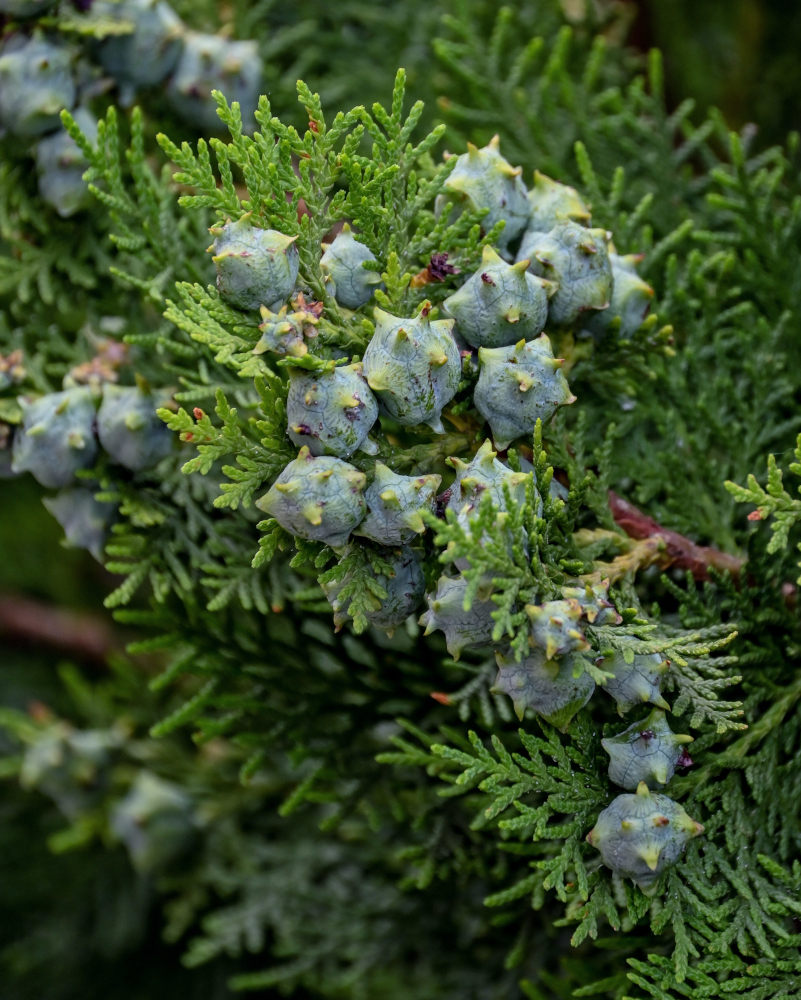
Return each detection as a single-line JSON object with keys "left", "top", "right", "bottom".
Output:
{"left": 210, "top": 216, "right": 299, "bottom": 312}
{"left": 256, "top": 446, "right": 367, "bottom": 548}
{"left": 11, "top": 388, "right": 98, "bottom": 488}
{"left": 362, "top": 302, "right": 461, "bottom": 432}
{"left": 517, "top": 221, "right": 613, "bottom": 326}
{"left": 598, "top": 651, "right": 671, "bottom": 715}
{"left": 602, "top": 709, "right": 693, "bottom": 790}
{"left": 0, "top": 36, "right": 76, "bottom": 137}
{"left": 443, "top": 245, "right": 551, "bottom": 348}
{"left": 43, "top": 487, "right": 116, "bottom": 562}
{"left": 93, "top": 0, "right": 184, "bottom": 87}
{"left": 97, "top": 385, "right": 173, "bottom": 472}
{"left": 320, "top": 225, "right": 382, "bottom": 310}
{"left": 35, "top": 108, "right": 97, "bottom": 218}
{"left": 441, "top": 136, "right": 529, "bottom": 253}
{"left": 357, "top": 463, "right": 441, "bottom": 545}
{"left": 474, "top": 335, "right": 575, "bottom": 449}
{"left": 492, "top": 649, "right": 595, "bottom": 729}
{"left": 419, "top": 573, "right": 497, "bottom": 660}
{"left": 323, "top": 548, "right": 425, "bottom": 632}
{"left": 166, "top": 31, "right": 261, "bottom": 131}
{"left": 587, "top": 783, "right": 703, "bottom": 890}
{"left": 285, "top": 363, "right": 378, "bottom": 458}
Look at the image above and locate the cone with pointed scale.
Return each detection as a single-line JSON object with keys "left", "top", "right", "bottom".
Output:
{"left": 43, "top": 487, "right": 117, "bottom": 561}
{"left": 446, "top": 439, "right": 533, "bottom": 519}
{"left": 97, "top": 385, "right": 173, "bottom": 471}
{"left": 602, "top": 709, "right": 694, "bottom": 790}
{"left": 516, "top": 221, "right": 613, "bottom": 326}
{"left": 442, "top": 245, "right": 552, "bottom": 348}
{"left": 583, "top": 251, "right": 654, "bottom": 338}
{"left": 255, "top": 299, "right": 320, "bottom": 357}
{"left": 165, "top": 32, "right": 261, "bottom": 131}
{"left": 35, "top": 108, "right": 98, "bottom": 218}
{"left": 11, "top": 388, "right": 98, "bottom": 488}
{"left": 474, "top": 335, "right": 576, "bottom": 449}
{"left": 323, "top": 548, "right": 425, "bottom": 632}
{"left": 256, "top": 446, "right": 367, "bottom": 548}
{"left": 209, "top": 216, "right": 299, "bottom": 312}
{"left": 561, "top": 578, "right": 622, "bottom": 626}
{"left": 419, "top": 574, "right": 497, "bottom": 659}
{"left": 599, "top": 651, "right": 671, "bottom": 714}
{"left": 586, "top": 782, "right": 704, "bottom": 890}
{"left": 285, "top": 363, "right": 378, "bottom": 458}
{"left": 492, "top": 649, "right": 595, "bottom": 730}
{"left": 521, "top": 171, "right": 592, "bottom": 239}
{"left": 357, "top": 463, "right": 441, "bottom": 545}
{"left": 440, "top": 136, "right": 529, "bottom": 253}
{"left": 525, "top": 598, "right": 590, "bottom": 660}
{"left": 361, "top": 302, "right": 461, "bottom": 432}
{"left": 0, "top": 35, "right": 76, "bottom": 137}
{"left": 320, "top": 225, "right": 382, "bottom": 309}
{"left": 94, "top": 0, "right": 184, "bottom": 88}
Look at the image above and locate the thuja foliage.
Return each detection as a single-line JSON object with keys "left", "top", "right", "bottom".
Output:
{"left": 2, "top": 3, "right": 801, "bottom": 998}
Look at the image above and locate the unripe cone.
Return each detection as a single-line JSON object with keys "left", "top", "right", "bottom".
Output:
{"left": 587, "top": 782, "right": 703, "bottom": 889}
{"left": 35, "top": 109, "right": 97, "bottom": 218}
{"left": 285, "top": 363, "right": 378, "bottom": 458}
{"left": 517, "top": 221, "right": 613, "bottom": 326}
{"left": 12, "top": 388, "right": 98, "bottom": 488}
{"left": 602, "top": 709, "right": 693, "bottom": 790}
{"left": 94, "top": 0, "right": 183, "bottom": 88}
{"left": 442, "top": 245, "right": 552, "bottom": 349}
{"left": 474, "top": 335, "right": 575, "bottom": 449}
{"left": 166, "top": 32, "right": 261, "bottom": 131}
{"left": 440, "top": 135, "right": 529, "bottom": 253}
{"left": 357, "top": 463, "right": 441, "bottom": 545}
{"left": 525, "top": 598, "right": 590, "bottom": 660}
{"left": 522, "top": 171, "right": 591, "bottom": 238}
{"left": 210, "top": 216, "right": 299, "bottom": 312}
{"left": 492, "top": 649, "right": 595, "bottom": 730}
{"left": 320, "top": 225, "right": 382, "bottom": 309}
{"left": 446, "top": 439, "right": 533, "bottom": 520}
{"left": 561, "top": 578, "right": 622, "bottom": 626}
{"left": 111, "top": 771, "right": 197, "bottom": 874}
{"left": 256, "top": 446, "right": 367, "bottom": 548}
{"left": 362, "top": 302, "right": 461, "bottom": 432}
{"left": 323, "top": 548, "right": 425, "bottom": 632}
{"left": 0, "top": 36, "right": 76, "bottom": 137}
{"left": 43, "top": 487, "right": 116, "bottom": 561}
{"left": 419, "top": 574, "right": 497, "bottom": 659}
{"left": 255, "top": 301, "right": 319, "bottom": 357}
{"left": 583, "top": 252, "right": 654, "bottom": 338}
{"left": 599, "top": 651, "right": 671, "bottom": 715}
{"left": 97, "top": 385, "right": 173, "bottom": 471}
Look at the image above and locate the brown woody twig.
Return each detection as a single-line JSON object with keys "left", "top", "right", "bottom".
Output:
{"left": 0, "top": 592, "right": 118, "bottom": 666}
{"left": 608, "top": 491, "right": 744, "bottom": 581}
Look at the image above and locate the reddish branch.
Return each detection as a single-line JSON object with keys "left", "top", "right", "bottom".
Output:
{"left": 0, "top": 592, "right": 118, "bottom": 666}
{"left": 608, "top": 491, "right": 744, "bottom": 581}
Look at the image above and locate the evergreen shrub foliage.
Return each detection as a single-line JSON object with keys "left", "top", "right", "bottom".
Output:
{"left": 1, "top": 2, "right": 801, "bottom": 998}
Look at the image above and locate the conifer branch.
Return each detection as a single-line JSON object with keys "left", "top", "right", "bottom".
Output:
{"left": 608, "top": 491, "right": 744, "bottom": 581}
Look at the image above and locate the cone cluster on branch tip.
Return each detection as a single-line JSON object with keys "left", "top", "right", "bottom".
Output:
{"left": 5, "top": 113, "right": 683, "bottom": 889}
{"left": 201, "top": 139, "right": 654, "bottom": 707}
{"left": 0, "top": 0, "right": 264, "bottom": 214}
